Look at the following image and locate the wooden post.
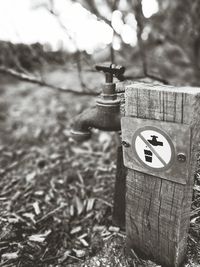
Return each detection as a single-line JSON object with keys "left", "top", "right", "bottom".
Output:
{"left": 121, "top": 83, "right": 200, "bottom": 267}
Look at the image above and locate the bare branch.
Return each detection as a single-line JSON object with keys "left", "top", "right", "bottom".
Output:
{"left": 73, "top": 0, "right": 112, "bottom": 26}
{"left": 0, "top": 66, "right": 98, "bottom": 96}
{"left": 123, "top": 74, "right": 168, "bottom": 85}
{"left": 133, "top": 0, "right": 147, "bottom": 75}
{"left": 47, "top": 1, "right": 86, "bottom": 89}
{"left": 132, "top": 0, "right": 168, "bottom": 85}
{"left": 109, "top": 0, "right": 121, "bottom": 64}
{"left": 71, "top": 0, "right": 122, "bottom": 41}
{"left": 0, "top": 64, "right": 170, "bottom": 98}
{"left": 105, "top": 0, "right": 120, "bottom": 12}
{"left": 144, "top": 73, "right": 169, "bottom": 85}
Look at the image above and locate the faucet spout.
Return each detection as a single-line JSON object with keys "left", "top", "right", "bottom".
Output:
{"left": 71, "top": 100, "right": 121, "bottom": 142}
{"left": 70, "top": 106, "right": 95, "bottom": 142}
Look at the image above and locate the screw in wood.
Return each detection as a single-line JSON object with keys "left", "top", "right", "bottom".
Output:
{"left": 121, "top": 141, "right": 130, "bottom": 148}
{"left": 177, "top": 153, "right": 186, "bottom": 162}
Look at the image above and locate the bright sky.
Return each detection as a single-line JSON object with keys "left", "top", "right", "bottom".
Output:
{"left": 0, "top": 0, "right": 159, "bottom": 53}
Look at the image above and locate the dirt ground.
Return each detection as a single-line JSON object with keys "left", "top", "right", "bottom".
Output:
{"left": 0, "top": 65, "right": 200, "bottom": 267}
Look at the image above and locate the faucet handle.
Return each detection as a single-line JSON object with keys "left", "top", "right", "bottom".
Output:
{"left": 95, "top": 63, "right": 125, "bottom": 82}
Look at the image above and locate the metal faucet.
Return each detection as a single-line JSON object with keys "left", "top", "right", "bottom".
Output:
{"left": 70, "top": 63, "right": 125, "bottom": 142}
{"left": 71, "top": 63, "right": 126, "bottom": 229}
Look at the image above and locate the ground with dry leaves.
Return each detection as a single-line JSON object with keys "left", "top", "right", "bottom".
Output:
{"left": 0, "top": 65, "right": 200, "bottom": 267}
{"left": 0, "top": 65, "right": 131, "bottom": 267}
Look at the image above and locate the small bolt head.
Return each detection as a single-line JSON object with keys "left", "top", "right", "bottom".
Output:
{"left": 177, "top": 153, "right": 186, "bottom": 162}
{"left": 122, "top": 141, "right": 130, "bottom": 148}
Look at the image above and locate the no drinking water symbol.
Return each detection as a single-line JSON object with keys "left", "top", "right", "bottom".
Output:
{"left": 133, "top": 127, "right": 175, "bottom": 170}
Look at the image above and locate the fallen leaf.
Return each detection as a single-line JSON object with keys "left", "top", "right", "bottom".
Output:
{"left": 93, "top": 225, "right": 106, "bottom": 232}
{"left": 70, "top": 205, "right": 74, "bottom": 217}
{"left": 2, "top": 252, "right": 18, "bottom": 260}
{"left": 34, "top": 190, "right": 44, "bottom": 196}
{"left": 108, "top": 226, "right": 120, "bottom": 232}
{"left": 79, "top": 238, "right": 89, "bottom": 247}
{"left": 71, "top": 147, "right": 89, "bottom": 155}
{"left": 58, "top": 250, "right": 71, "bottom": 263}
{"left": 75, "top": 196, "right": 84, "bottom": 215}
{"left": 26, "top": 171, "right": 36, "bottom": 182}
{"left": 29, "top": 235, "right": 45, "bottom": 243}
{"left": 50, "top": 153, "right": 61, "bottom": 160}
{"left": 194, "top": 185, "right": 200, "bottom": 192}
{"left": 28, "top": 230, "right": 51, "bottom": 243}
{"left": 101, "top": 229, "right": 111, "bottom": 237}
{"left": 23, "top": 213, "right": 35, "bottom": 223}
{"left": 73, "top": 249, "right": 85, "bottom": 258}
{"left": 77, "top": 171, "right": 84, "bottom": 184}
{"left": 86, "top": 198, "right": 95, "bottom": 212}
{"left": 78, "top": 233, "right": 87, "bottom": 239}
{"left": 32, "top": 201, "right": 41, "bottom": 215}
{"left": 70, "top": 226, "right": 82, "bottom": 235}
{"left": 190, "top": 216, "right": 200, "bottom": 224}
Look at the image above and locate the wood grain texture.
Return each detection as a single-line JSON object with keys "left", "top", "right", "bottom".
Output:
{"left": 124, "top": 83, "right": 200, "bottom": 267}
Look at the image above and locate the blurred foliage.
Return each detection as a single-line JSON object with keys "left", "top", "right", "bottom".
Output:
{"left": 71, "top": 0, "right": 200, "bottom": 86}
{"left": 1, "top": 0, "right": 200, "bottom": 86}
{"left": 0, "top": 41, "right": 77, "bottom": 71}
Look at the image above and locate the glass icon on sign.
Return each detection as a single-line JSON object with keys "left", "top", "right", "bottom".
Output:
{"left": 144, "top": 148, "right": 153, "bottom": 162}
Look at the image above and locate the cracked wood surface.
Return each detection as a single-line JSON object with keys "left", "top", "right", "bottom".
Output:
{"left": 124, "top": 83, "right": 200, "bottom": 267}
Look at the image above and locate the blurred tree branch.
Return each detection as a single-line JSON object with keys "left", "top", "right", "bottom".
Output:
{"left": 74, "top": 0, "right": 169, "bottom": 84}
{"left": 0, "top": 66, "right": 98, "bottom": 96}
{"left": 132, "top": 0, "right": 168, "bottom": 84}
{"left": 47, "top": 0, "right": 87, "bottom": 89}
{"left": 133, "top": 0, "right": 147, "bottom": 74}
{"left": 71, "top": 0, "right": 124, "bottom": 63}
{"left": 0, "top": 65, "right": 171, "bottom": 96}
{"left": 72, "top": 0, "right": 111, "bottom": 26}
{"left": 110, "top": 0, "right": 121, "bottom": 64}
{"left": 4, "top": 0, "right": 200, "bottom": 92}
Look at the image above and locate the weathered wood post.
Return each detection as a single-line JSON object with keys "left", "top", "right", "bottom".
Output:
{"left": 121, "top": 82, "right": 200, "bottom": 267}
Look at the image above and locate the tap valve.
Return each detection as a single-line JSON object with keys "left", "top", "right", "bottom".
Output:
{"left": 95, "top": 63, "right": 125, "bottom": 83}
{"left": 95, "top": 63, "right": 125, "bottom": 101}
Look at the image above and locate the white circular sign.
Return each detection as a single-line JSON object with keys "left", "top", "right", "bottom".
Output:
{"left": 133, "top": 126, "right": 175, "bottom": 170}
